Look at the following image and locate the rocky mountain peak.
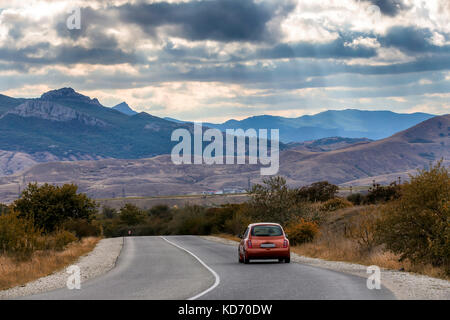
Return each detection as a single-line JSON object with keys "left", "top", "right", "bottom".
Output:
{"left": 112, "top": 102, "right": 138, "bottom": 115}
{"left": 40, "top": 88, "right": 102, "bottom": 106}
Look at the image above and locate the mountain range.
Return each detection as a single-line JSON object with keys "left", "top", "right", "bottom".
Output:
{"left": 0, "top": 113, "right": 447, "bottom": 202}
{"left": 0, "top": 88, "right": 438, "bottom": 175}
{"left": 0, "top": 87, "right": 446, "bottom": 195}
{"left": 166, "top": 110, "right": 435, "bottom": 143}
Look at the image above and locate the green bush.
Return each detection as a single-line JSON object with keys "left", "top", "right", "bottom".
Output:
{"left": 223, "top": 205, "right": 253, "bottom": 236}
{"left": 347, "top": 193, "right": 364, "bottom": 205}
{"left": 119, "top": 204, "right": 146, "bottom": 226}
{"left": 169, "top": 205, "right": 210, "bottom": 235}
{"left": 248, "top": 176, "right": 297, "bottom": 224}
{"left": 149, "top": 204, "right": 170, "bottom": 217}
{"left": 296, "top": 181, "right": 338, "bottom": 202}
{"left": 13, "top": 183, "right": 98, "bottom": 233}
{"left": 63, "top": 219, "right": 102, "bottom": 239}
{"left": 101, "top": 206, "right": 118, "bottom": 219}
{"left": 377, "top": 162, "right": 449, "bottom": 274}
{"left": 364, "top": 182, "right": 401, "bottom": 204}
{"left": 0, "top": 211, "right": 41, "bottom": 260}
{"left": 43, "top": 230, "right": 78, "bottom": 251}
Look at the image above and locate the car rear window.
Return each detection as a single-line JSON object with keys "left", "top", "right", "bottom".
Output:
{"left": 251, "top": 225, "right": 283, "bottom": 237}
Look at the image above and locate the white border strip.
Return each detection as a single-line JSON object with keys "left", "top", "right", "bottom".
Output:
{"left": 160, "top": 236, "right": 220, "bottom": 300}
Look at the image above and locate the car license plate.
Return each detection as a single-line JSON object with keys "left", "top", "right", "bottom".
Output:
{"left": 260, "top": 243, "right": 275, "bottom": 248}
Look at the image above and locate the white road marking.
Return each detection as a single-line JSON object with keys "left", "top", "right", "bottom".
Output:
{"left": 160, "top": 236, "right": 220, "bottom": 300}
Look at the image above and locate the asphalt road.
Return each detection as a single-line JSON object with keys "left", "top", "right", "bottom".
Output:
{"left": 25, "top": 236, "right": 395, "bottom": 300}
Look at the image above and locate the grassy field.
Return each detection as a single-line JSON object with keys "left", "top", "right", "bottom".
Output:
{"left": 0, "top": 237, "right": 99, "bottom": 291}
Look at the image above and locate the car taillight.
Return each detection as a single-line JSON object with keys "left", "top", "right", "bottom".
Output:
{"left": 247, "top": 240, "right": 252, "bottom": 248}
{"left": 283, "top": 239, "right": 288, "bottom": 248}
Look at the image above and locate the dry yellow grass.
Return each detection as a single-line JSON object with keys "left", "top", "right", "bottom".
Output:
{"left": 291, "top": 237, "right": 449, "bottom": 280}
{"left": 0, "top": 237, "right": 99, "bottom": 291}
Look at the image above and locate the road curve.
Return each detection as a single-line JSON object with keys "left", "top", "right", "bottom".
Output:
{"left": 24, "top": 236, "right": 395, "bottom": 300}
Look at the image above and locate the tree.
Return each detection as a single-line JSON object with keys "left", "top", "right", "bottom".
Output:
{"left": 248, "top": 176, "right": 296, "bottom": 224}
{"left": 377, "top": 161, "right": 449, "bottom": 273}
{"left": 296, "top": 181, "right": 338, "bottom": 202}
{"left": 119, "top": 204, "right": 146, "bottom": 226}
{"left": 13, "top": 183, "right": 97, "bottom": 233}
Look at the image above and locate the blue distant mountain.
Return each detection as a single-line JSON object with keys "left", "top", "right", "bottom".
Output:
{"left": 166, "top": 110, "right": 435, "bottom": 143}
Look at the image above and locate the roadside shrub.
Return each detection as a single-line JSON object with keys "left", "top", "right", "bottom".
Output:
{"left": 321, "top": 198, "right": 353, "bottom": 212}
{"left": 285, "top": 219, "right": 319, "bottom": 245}
{"left": 223, "top": 205, "right": 253, "bottom": 236}
{"left": 169, "top": 205, "right": 210, "bottom": 235}
{"left": 347, "top": 193, "right": 364, "bottom": 205}
{"left": 0, "top": 211, "right": 41, "bottom": 260}
{"left": 0, "top": 203, "right": 10, "bottom": 216}
{"left": 63, "top": 219, "right": 102, "bottom": 239}
{"left": 43, "top": 230, "right": 78, "bottom": 251}
{"left": 345, "top": 207, "right": 380, "bottom": 252}
{"left": 376, "top": 162, "right": 449, "bottom": 274}
{"left": 101, "top": 206, "right": 117, "bottom": 219}
{"left": 148, "top": 204, "right": 170, "bottom": 217}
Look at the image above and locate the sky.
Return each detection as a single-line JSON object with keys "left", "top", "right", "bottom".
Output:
{"left": 0, "top": 0, "right": 449, "bottom": 122}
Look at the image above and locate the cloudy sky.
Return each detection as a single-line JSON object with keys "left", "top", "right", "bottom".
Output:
{"left": 0, "top": 0, "right": 449, "bottom": 122}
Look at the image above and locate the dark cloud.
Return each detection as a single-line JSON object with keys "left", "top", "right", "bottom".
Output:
{"left": 379, "top": 26, "right": 450, "bottom": 54}
{"left": 0, "top": 43, "right": 141, "bottom": 66}
{"left": 254, "top": 37, "right": 377, "bottom": 60}
{"left": 362, "top": 0, "right": 408, "bottom": 17}
{"left": 116, "top": 0, "right": 295, "bottom": 42}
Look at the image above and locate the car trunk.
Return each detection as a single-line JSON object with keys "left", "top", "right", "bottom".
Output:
{"left": 250, "top": 236, "right": 285, "bottom": 248}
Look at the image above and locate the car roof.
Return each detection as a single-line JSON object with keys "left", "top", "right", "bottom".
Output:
{"left": 248, "top": 222, "right": 282, "bottom": 227}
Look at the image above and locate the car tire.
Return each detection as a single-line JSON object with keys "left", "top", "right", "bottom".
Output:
{"left": 285, "top": 257, "right": 290, "bottom": 263}
{"left": 238, "top": 253, "right": 243, "bottom": 263}
{"left": 243, "top": 253, "right": 250, "bottom": 264}
{"left": 278, "top": 258, "right": 284, "bottom": 263}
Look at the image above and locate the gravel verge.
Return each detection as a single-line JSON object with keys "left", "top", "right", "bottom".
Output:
{"left": 0, "top": 237, "right": 123, "bottom": 299}
{"left": 201, "top": 235, "right": 450, "bottom": 300}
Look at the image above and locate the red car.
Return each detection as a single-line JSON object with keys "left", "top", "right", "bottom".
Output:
{"left": 238, "top": 223, "right": 290, "bottom": 264}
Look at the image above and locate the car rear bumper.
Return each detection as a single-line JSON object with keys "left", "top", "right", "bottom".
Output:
{"left": 247, "top": 248, "right": 290, "bottom": 259}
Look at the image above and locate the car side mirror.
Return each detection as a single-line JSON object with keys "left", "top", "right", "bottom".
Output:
{"left": 238, "top": 234, "right": 243, "bottom": 239}
{"left": 285, "top": 234, "right": 288, "bottom": 238}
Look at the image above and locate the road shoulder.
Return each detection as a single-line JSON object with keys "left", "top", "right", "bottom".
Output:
{"left": 0, "top": 237, "right": 124, "bottom": 299}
